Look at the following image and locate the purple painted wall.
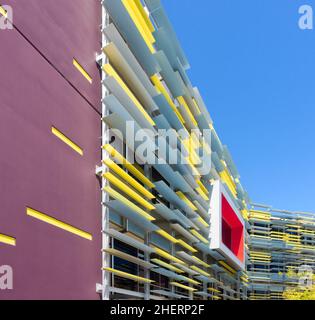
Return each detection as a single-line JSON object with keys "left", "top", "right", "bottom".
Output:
{"left": 0, "top": 1, "right": 101, "bottom": 300}
{"left": 5, "top": 0, "right": 102, "bottom": 110}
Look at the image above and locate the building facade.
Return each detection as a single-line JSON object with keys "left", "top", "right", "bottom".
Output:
{"left": 99, "top": 0, "right": 250, "bottom": 300}
{"left": 248, "top": 204, "right": 315, "bottom": 300}
{"left": 0, "top": 1, "right": 102, "bottom": 299}
{"left": 0, "top": 0, "right": 313, "bottom": 300}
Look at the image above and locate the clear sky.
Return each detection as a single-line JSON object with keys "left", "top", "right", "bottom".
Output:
{"left": 162, "top": 0, "right": 315, "bottom": 212}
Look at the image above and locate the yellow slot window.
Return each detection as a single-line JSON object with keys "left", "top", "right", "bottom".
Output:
{"left": 73, "top": 59, "right": 92, "bottom": 84}
{"left": 26, "top": 207, "right": 92, "bottom": 240}
{"left": 52, "top": 127, "right": 83, "bottom": 156}
{"left": 0, "top": 233, "right": 16, "bottom": 246}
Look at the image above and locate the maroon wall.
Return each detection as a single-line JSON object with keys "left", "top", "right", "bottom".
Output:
{"left": 0, "top": 1, "right": 101, "bottom": 300}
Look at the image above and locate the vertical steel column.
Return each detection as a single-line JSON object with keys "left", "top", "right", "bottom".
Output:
{"left": 101, "top": 1, "right": 110, "bottom": 301}
{"left": 144, "top": 164, "right": 151, "bottom": 300}
{"left": 202, "top": 253, "right": 207, "bottom": 300}
{"left": 169, "top": 183, "right": 175, "bottom": 297}
{"left": 236, "top": 272, "right": 241, "bottom": 300}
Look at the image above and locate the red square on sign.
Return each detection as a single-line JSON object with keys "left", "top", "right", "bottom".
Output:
{"left": 209, "top": 180, "right": 245, "bottom": 270}
{"left": 221, "top": 195, "right": 244, "bottom": 263}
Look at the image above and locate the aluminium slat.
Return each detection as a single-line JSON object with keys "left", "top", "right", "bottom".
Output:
{"left": 154, "top": 51, "right": 185, "bottom": 98}
{"left": 148, "top": 3, "right": 189, "bottom": 69}
{"left": 173, "top": 210, "right": 200, "bottom": 230}
{"left": 103, "top": 94, "right": 139, "bottom": 126}
{"left": 193, "top": 201, "right": 209, "bottom": 220}
{"left": 150, "top": 295, "right": 168, "bottom": 300}
{"left": 102, "top": 77, "right": 155, "bottom": 130}
{"left": 104, "top": 42, "right": 158, "bottom": 113}
{"left": 152, "top": 26, "right": 191, "bottom": 86}
{"left": 211, "top": 131, "right": 224, "bottom": 159}
{"left": 194, "top": 243, "right": 226, "bottom": 261}
{"left": 170, "top": 223, "right": 200, "bottom": 243}
{"left": 153, "top": 94, "right": 186, "bottom": 133}
{"left": 151, "top": 290, "right": 188, "bottom": 299}
{"left": 151, "top": 26, "right": 185, "bottom": 74}
{"left": 172, "top": 161, "right": 197, "bottom": 184}
{"left": 176, "top": 251, "right": 201, "bottom": 265}
{"left": 104, "top": 229, "right": 154, "bottom": 253}
{"left": 109, "top": 286, "right": 145, "bottom": 298}
{"left": 172, "top": 263, "right": 199, "bottom": 276}
{"left": 183, "top": 88, "right": 200, "bottom": 119}
{"left": 182, "top": 173, "right": 199, "bottom": 190}
{"left": 154, "top": 203, "right": 178, "bottom": 221}
{"left": 193, "top": 87, "right": 213, "bottom": 126}
{"left": 190, "top": 194, "right": 209, "bottom": 213}
{"left": 195, "top": 275, "right": 218, "bottom": 284}
{"left": 177, "top": 100, "right": 198, "bottom": 131}
{"left": 103, "top": 113, "right": 154, "bottom": 165}
{"left": 151, "top": 267, "right": 186, "bottom": 282}
{"left": 211, "top": 152, "right": 224, "bottom": 173}
{"left": 192, "top": 218, "right": 210, "bottom": 234}
{"left": 105, "top": 200, "right": 158, "bottom": 232}
{"left": 104, "top": 248, "right": 155, "bottom": 269}
{"left": 103, "top": 23, "right": 157, "bottom": 97}
{"left": 195, "top": 113, "right": 211, "bottom": 132}
{"left": 222, "top": 145, "right": 239, "bottom": 179}
{"left": 153, "top": 114, "right": 172, "bottom": 131}
{"left": 152, "top": 163, "right": 191, "bottom": 193}
{"left": 103, "top": 0, "right": 159, "bottom": 76}
{"left": 155, "top": 181, "right": 199, "bottom": 218}
{"left": 195, "top": 292, "right": 216, "bottom": 298}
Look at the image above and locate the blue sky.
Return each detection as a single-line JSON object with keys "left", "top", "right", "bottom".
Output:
{"left": 162, "top": 0, "right": 315, "bottom": 212}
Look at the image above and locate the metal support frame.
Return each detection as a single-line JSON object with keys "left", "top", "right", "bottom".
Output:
{"left": 144, "top": 164, "right": 151, "bottom": 300}
{"left": 101, "top": 2, "right": 110, "bottom": 301}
